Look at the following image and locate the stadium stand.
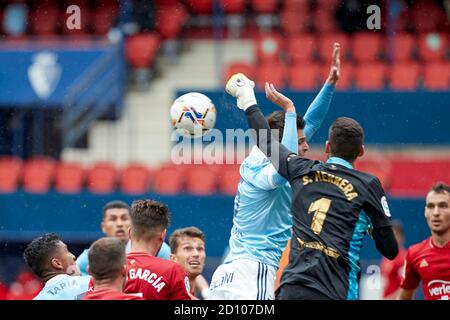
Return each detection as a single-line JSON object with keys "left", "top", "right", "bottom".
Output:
{"left": 0, "top": 0, "right": 449, "bottom": 300}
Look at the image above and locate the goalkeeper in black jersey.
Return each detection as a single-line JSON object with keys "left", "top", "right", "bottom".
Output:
{"left": 225, "top": 73, "right": 398, "bottom": 300}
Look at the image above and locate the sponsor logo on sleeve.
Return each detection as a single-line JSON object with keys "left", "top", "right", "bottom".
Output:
{"left": 381, "top": 196, "right": 391, "bottom": 217}
{"left": 184, "top": 276, "right": 191, "bottom": 293}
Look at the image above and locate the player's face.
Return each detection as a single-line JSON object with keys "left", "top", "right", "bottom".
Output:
{"left": 425, "top": 191, "right": 450, "bottom": 235}
{"left": 172, "top": 236, "right": 205, "bottom": 278}
{"left": 55, "top": 241, "right": 80, "bottom": 276}
{"left": 102, "top": 208, "right": 131, "bottom": 242}
{"left": 297, "top": 129, "right": 309, "bottom": 156}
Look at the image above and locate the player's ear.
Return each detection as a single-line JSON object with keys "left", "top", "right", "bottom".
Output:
{"left": 161, "top": 229, "right": 167, "bottom": 242}
{"left": 101, "top": 221, "right": 106, "bottom": 234}
{"left": 325, "top": 140, "right": 331, "bottom": 155}
{"left": 169, "top": 253, "right": 177, "bottom": 262}
{"left": 358, "top": 145, "right": 365, "bottom": 158}
{"left": 50, "top": 257, "right": 64, "bottom": 271}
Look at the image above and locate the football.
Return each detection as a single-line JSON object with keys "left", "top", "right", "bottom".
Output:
{"left": 170, "top": 92, "right": 216, "bottom": 137}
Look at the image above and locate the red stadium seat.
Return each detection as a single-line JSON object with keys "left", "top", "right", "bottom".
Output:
{"left": 318, "top": 33, "right": 350, "bottom": 62}
{"left": 256, "top": 64, "right": 287, "bottom": 89}
{"left": 218, "top": 165, "right": 241, "bottom": 195}
{"left": 418, "top": 33, "right": 447, "bottom": 62}
{"left": 29, "top": 6, "right": 59, "bottom": 35}
{"left": 284, "top": 0, "right": 309, "bottom": 10}
{"left": 312, "top": 9, "right": 338, "bottom": 34}
{"left": 354, "top": 62, "right": 387, "bottom": 90}
{"left": 92, "top": 7, "right": 118, "bottom": 35}
{"left": 287, "top": 34, "right": 316, "bottom": 64}
{"left": 0, "top": 156, "right": 22, "bottom": 193}
{"left": 54, "top": 162, "right": 85, "bottom": 194}
{"left": 391, "top": 33, "right": 416, "bottom": 62}
{"left": 22, "top": 157, "right": 56, "bottom": 194}
{"left": 280, "top": 9, "right": 309, "bottom": 35}
{"left": 120, "top": 164, "right": 151, "bottom": 195}
{"left": 125, "top": 33, "right": 161, "bottom": 68}
{"left": 390, "top": 158, "right": 450, "bottom": 197}
{"left": 153, "top": 166, "right": 184, "bottom": 195}
{"left": 186, "top": 166, "right": 217, "bottom": 195}
{"left": 221, "top": 0, "right": 246, "bottom": 13}
{"left": 351, "top": 33, "right": 384, "bottom": 63}
{"left": 411, "top": 1, "right": 447, "bottom": 33}
{"left": 251, "top": 0, "right": 279, "bottom": 13}
{"left": 321, "top": 64, "right": 354, "bottom": 91}
{"left": 87, "top": 162, "right": 117, "bottom": 194}
{"left": 388, "top": 62, "right": 421, "bottom": 91}
{"left": 156, "top": 4, "right": 188, "bottom": 39}
{"left": 224, "top": 62, "right": 255, "bottom": 83}
{"left": 255, "top": 33, "right": 284, "bottom": 65}
{"left": 423, "top": 62, "right": 450, "bottom": 90}
{"left": 186, "top": 0, "right": 213, "bottom": 14}
{"left": 288, "top": 63, "right": 321, "bottom": 90}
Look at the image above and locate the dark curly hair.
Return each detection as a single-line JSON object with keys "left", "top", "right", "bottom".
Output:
{"left": 267, "top": 111, "right": 305, "bottom": 142}
{"left": 131, "top": 200, "right": 171, "bottom": 241}
{"left": 23, "top": 233, "right": 62, "bottom": 279}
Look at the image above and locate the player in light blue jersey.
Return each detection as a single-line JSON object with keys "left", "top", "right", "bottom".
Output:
{"left": 209, "top": 43, "right": 341, "bottom": 300}
{"left": 23, "top": 233, "right": 90, "bottom": 300}
{"left": 76, "top": 200, "right": 171, "bottom": 276}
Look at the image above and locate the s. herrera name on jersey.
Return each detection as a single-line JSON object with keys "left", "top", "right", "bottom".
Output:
{"left": 303, "top": 171, "right": 358, "bottom": 201}
{"left": 128, "top": 268, "right": 166, "bottom": 292}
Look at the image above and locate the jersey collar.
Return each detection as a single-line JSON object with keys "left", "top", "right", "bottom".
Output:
{"left": 44, "top": 274, "right": 68, "bottom": 286}
{"left": 327, "top": 157, "right": 353, "bottom": 169}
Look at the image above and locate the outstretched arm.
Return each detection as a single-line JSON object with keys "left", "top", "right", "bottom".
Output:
{"left": 264, "top": 82, "right": 298, "bottom": 186}
{"left": 303, "top": 43, "right": 340, "bottom": 140}
{"left": 245, "top": 105, "right": 293, "bottom": 179}
{"left": 265, "top": 82, "right": 298, "bottom": 153}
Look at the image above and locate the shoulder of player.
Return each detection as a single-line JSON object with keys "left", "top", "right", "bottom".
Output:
{"left": 407, "top": 237, "right": 432, "bottom": 257}
{"left": 130, "top": 253, "right": 185, "bottom": 273}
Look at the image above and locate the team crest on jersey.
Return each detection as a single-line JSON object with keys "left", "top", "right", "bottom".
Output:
{"left": 381, "top": 196, "right": 391, "bottom": 217}
{"left": 420, "top": 259, "right": 429, "bottom": 268}
{"left": 184, "top": 276, "right": 191, "bottom": 293}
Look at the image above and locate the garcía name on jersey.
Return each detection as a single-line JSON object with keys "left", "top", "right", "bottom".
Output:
{"left": 128, "top": 267, "right": 166, "bottom": 292}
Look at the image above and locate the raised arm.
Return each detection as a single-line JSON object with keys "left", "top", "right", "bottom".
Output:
{"left": 265, "top": 82, "right": 298, "bottom": 153}
{"left": 303, "top": 43, "right": 340, "bottom": 140}
{"left": 263, "top": 82, "right": 298, "bottom": 186}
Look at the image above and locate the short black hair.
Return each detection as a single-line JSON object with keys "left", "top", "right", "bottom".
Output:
{"left": 429, "top": 182, "right": 450, "bottom": 195}
{"left": 328, "top": 117, "right": 364, "bottom": 163}
{"left": 267, "top": 111, "right": 305, "bottom": 142}
{"left": 102, "top": 200, "right": 130, "bottom": 221}
{"left": 88, "top": 237, "right": 126, "bottom": 282}
{"left": 23, "top": 233, "right": 62, "bottom": 279}
{"left": 131, "top": 200, "right": 171, "bottom": 241}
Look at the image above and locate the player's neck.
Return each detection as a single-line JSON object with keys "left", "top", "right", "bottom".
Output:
{"left": 93, "top": 278, "right": 124, "bottom": 293}
{"left": 130, "top": 240, "right": 160, "bottom": 256}
{"left": 431, "top": 231, "right": 450, "bottom": 248}
{"left": 42, "top": 271, "right": 66, "bottom": 283}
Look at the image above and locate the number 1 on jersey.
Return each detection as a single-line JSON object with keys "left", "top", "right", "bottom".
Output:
{"left": 308, "top": 198, "right": 332, "bottom": 235}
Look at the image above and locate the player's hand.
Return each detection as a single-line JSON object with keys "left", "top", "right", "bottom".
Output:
{"left": 265, "top": 82, "right": 295, "bottom": 113}
{"left": 327, "top": 42, "right": 340, "bottom": 85}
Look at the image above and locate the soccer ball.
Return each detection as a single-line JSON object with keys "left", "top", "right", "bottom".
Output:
{"left": 170, "top": 92, "right": 216, "bottom": 137}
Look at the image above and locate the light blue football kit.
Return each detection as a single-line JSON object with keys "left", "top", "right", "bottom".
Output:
{"left": 33, "top": 274, "right": 91, "bottom": 300}
{"left": 210, "top": 83, "right": 335, "bottom": 300}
